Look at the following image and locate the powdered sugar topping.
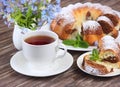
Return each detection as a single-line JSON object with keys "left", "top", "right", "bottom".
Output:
{"left": 113, "top": 10, "right": 120, "bottom": 19}
{"left": 55, "top": 5, "right": 75, "bottom": 27}
{"left": 101, "top": 35, "right": 119, "bottom": 51}
{"left": 97, "top": 16, "right": 114, "bottom": 27}
{"left": 84, "top": 64, "right": 101, "bottom": 75}
{"left": 83, "top": 20, "right": 101, "bottom": 31}
{"left": 53, "top": 2, "right": 120, "bottom": 34}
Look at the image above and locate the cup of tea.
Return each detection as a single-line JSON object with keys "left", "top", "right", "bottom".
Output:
{"left": 22, "top": 30, "right": 67, "bottom": 70}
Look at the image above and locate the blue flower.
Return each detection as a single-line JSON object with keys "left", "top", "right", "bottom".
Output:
{"left": 1, "top": 0, "right": 8, "bottom": 6}
{"left": 0, "top": 0, "right": 61, "bottom": 29}
{"left": 20, "top": 0, "right": 27, "bottom": 4}
{"left": 6, "top": 7, "right": 14, "bottom": 13}
{"left": 56, "top": 0, "right": 61, "bottom": 4}
{"left": 11, "top": 0, "right": 15, "bottom": 3}
{"left": 41, "top": 0, "right": 61, "bottom": 24}
{"left": 31, "top": 5, "right": 38, "bottom": 11}
{"left": 32, "top": 0, "right": 37, "bottom": 3}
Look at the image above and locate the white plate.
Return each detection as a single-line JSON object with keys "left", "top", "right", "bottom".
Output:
{"left": 61, "top": 44, "right": 96, "bottom": 51}
{"left": 59, "top": 40, "right": 97, "bottom": 51}
{"left": 10, "top": 51, "right": 73, "bottom": 77}
{"left": 41, "top": 24, "right": 97, "bottom": 51}
{"left": 77, "top": 52, "right": 120, "bottom": 77}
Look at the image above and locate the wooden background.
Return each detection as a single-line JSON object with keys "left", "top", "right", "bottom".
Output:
{"left": 0, "top": 0, "right": 120, "bottom": 87}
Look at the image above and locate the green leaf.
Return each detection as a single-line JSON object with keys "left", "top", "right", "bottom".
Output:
{"left": 10, "top": 5, "right": 39, "bottom": 30}
{"left": 90, "top": 49, "right": 101, "bottom": 61}
{"left": 26, "top": 6, "right": 32, "bottom": 19}
{"left": 63, "top": 34, "right": 89, "bottom": 48}
{"left": 76, "top": 34, "right": 81, "bottom": 41}
{"left": 79, "top": 41, "right": 89, "bottom": 48}
{"left": 76, "top": 34, "right": 83, "bottom": 41}
{"left": 62, "top": 40, "right": 76, "bottom": 46}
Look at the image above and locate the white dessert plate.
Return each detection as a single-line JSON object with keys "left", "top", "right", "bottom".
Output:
{"left": 59, "top": 40, "right": 96, "bottom": 51}
{"left": 41, "top": 24, "right": 97, "bottom": 51}
{"left": 77, "top": 52, "right": 120, "bottom": 77}
{"left": 64, "top": 31, "right": 120, "bottom": 51}
{"left": 65, "top": 45, "right": 96, "bottom": 51}
{"left": 10, "top": 51, "right": 73, "bottom": 77}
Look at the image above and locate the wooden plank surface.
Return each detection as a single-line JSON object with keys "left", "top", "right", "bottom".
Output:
{"left": 0, "top": 0, "right": 120, "bottom": 87}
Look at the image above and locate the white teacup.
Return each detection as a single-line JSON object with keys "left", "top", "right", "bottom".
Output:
{"left": 22, "top": 30, "right": 67, "bottom": 70}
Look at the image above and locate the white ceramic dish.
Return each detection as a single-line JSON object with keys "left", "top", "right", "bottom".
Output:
{"left": 65, "top": 45, "right": 96, "bottom": 51}
{"left": 77, "top": 52, "right": 120, "bottom": 77}
{"left": 10, "top": 51, "right": 73, "bottom": 77}
{"left": 60, "top": 40, "right": 96, "bottom": 51}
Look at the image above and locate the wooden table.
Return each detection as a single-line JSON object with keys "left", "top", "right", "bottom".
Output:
{"left": 0, "top": 0, "right": 120, "bottom": 87}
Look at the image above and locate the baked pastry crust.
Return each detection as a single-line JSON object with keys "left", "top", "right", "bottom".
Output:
{"left": 98, "top": 36, "right": 120, "bottom": 62}
{"left": 82, "top": 35, "right": 120, "bottom": 75}
{"left": 82, "top": 55, "right": 111, "bottom": 75}
{"left": 50, "top": 2, "right": 120, "bottom": 45}
{"left": 82, "top": 20, "right": 104, "bottom": 45}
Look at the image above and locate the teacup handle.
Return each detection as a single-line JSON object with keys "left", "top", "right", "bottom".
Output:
{"left": 56, "top": 43, "right": 67, "bottom": 58}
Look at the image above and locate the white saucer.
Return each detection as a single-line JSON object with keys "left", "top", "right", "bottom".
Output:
{"left": 10, "top": 51, "right": 73, "bottom": 77}
{"left": 77, "top": 52, "right": 120, "bottom": 77}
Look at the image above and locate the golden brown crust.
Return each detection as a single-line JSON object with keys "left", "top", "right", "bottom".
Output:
{"left": 82, "top": 25, "right": 103, "bottom": 35}
{"left": 118, "top": 62, "right": 120, "bottom": 67}
{"left": 50, "top": 18, "right": 76, "bottom": 40}
{"left": 98, "top": 36, "right": 120, "bottom": 63}
{"left": 50, "top": 5, "right": 103, "bottom": 41}
{"left": 97, "top": 20, "right": 114, "bottom": 34}
{"left": 50, "top": 3, "right": 120, "bottom": 46}
{"left": 81, "top": 20, "right": 105, "bottom": 45}
{"left": 99, "top": 49, "right": 119, "bottom": 63}
{"left": 82, "top": 53, "right": 120, "bottom": 75}
{"left": 50, "top": 19, "right": 63, "bottom": 38}
{"left": 88, "top": 7, "right": 103, "bottom": 20}
{"left": 104, "top": 13, "right": 119, "bottom": 26}
{"left": 83, "top": 34, "right": 104, "bottom": 46}
{"left": 109, "top": 28, "right": 118, "bottom": 38}
{"left": 82, "top": 55, "right": 110, "bottom": 75}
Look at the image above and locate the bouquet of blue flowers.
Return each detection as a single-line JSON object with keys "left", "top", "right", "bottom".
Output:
{"left": 0, "top": 0, "right": 61, "bottom": 30}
